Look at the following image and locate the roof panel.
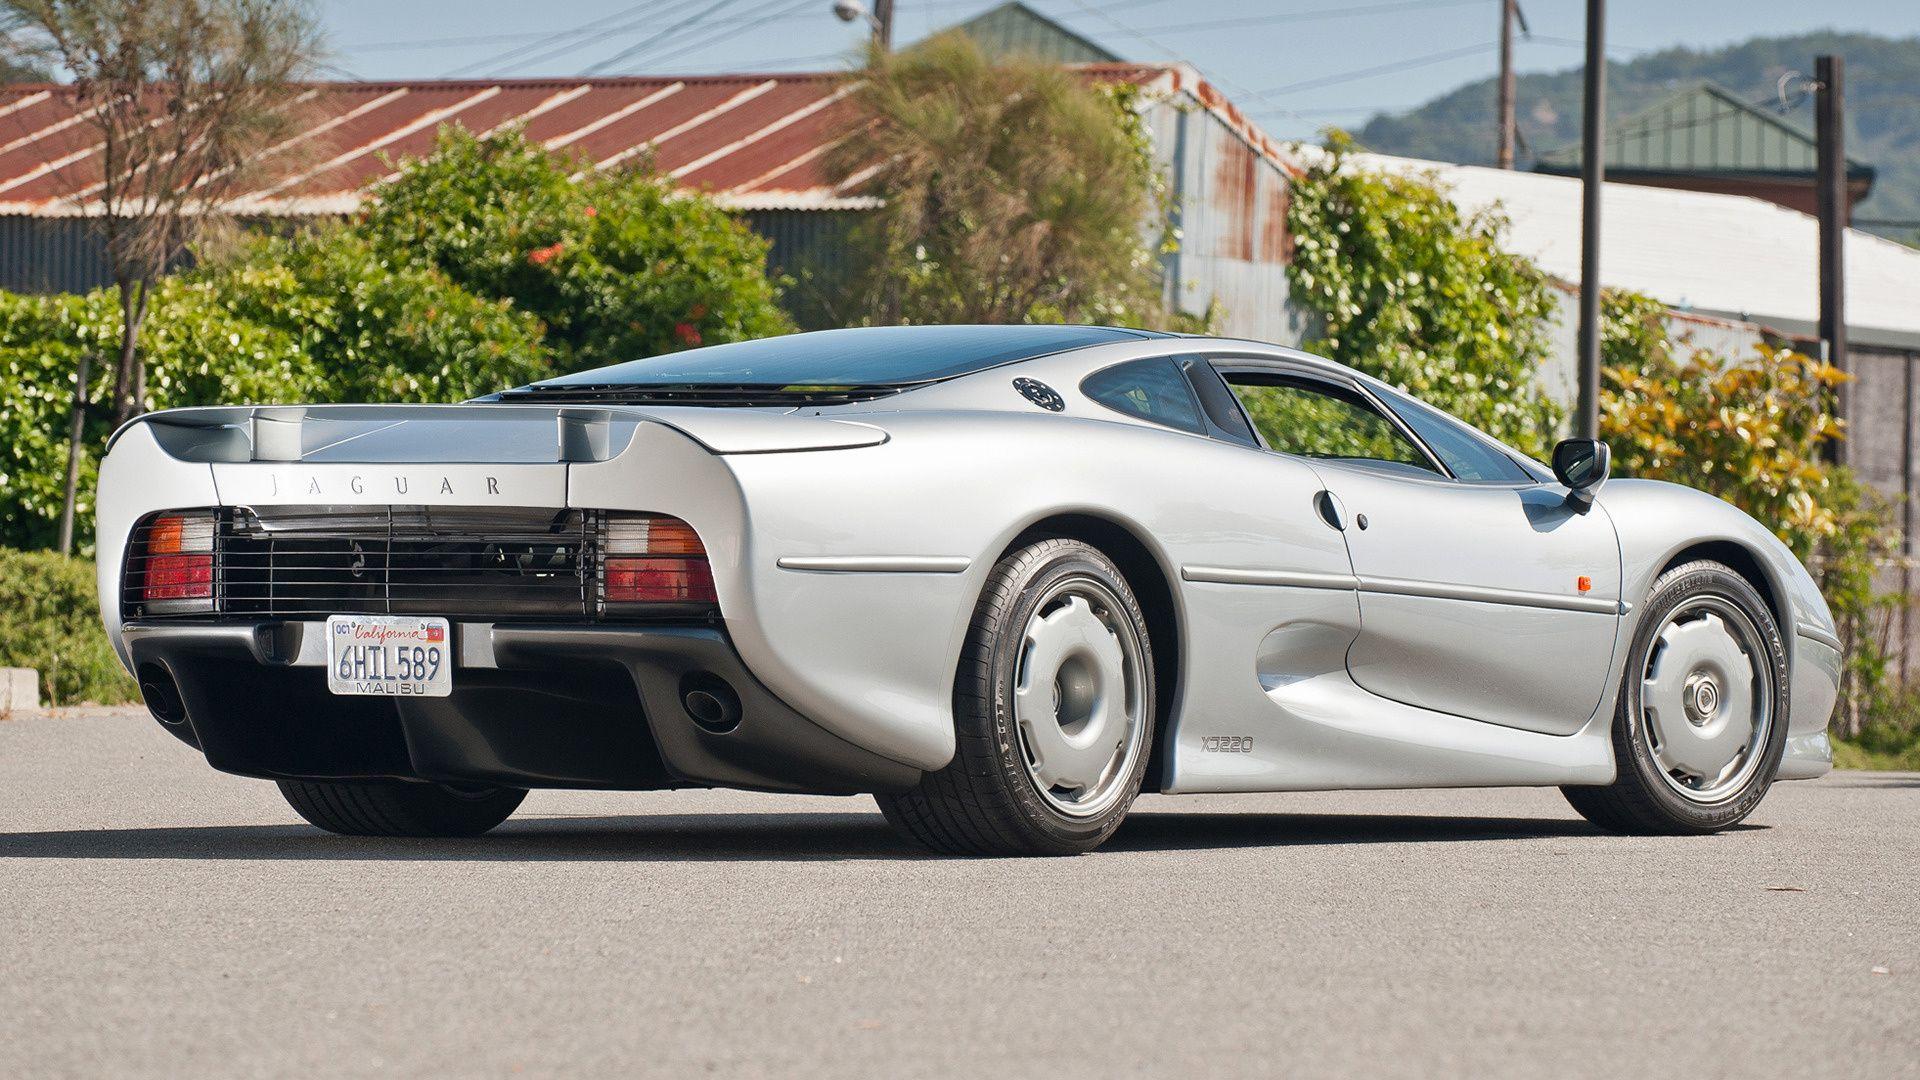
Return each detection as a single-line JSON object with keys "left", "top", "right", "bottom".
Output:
{"left": 1345, "top": 149, "right": 1920, "bottom": 342}
{"left": 0, "top": 64, "right": 1274, "bottom": 216}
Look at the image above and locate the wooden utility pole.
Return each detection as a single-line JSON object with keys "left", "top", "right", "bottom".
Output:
{"left": 872, "top": 0, "right": 894, "bottom": 51}
{"left": 1497, "top": 0, "right": 1517, "bottom": 168}
{"left": 1816, "top": 54, "right": 1850, "bottom": 464}
{"left": 1575, "top": 0, "right": 1605, "bottom": 438}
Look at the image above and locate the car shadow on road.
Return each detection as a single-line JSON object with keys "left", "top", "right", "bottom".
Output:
{"left": 0, "top": 808, "right": 1679, "bottom": 863}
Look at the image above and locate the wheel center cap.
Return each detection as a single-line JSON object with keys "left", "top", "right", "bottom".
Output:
{"left": 1684, "top": 673, "right": 1720, "bottom": 725}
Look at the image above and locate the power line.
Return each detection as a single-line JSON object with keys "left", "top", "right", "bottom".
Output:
{"left": 576, "top": 0, "right": 745, "bottom": 77}
{"left": 584, "top": 0, "right": 817, "bottom": 77}
{"left": 626, "top": 0, "right": 832, "bottom": 73}
{"left": 648, "top": 49, "right": 858, "bottom": 75}
{"left": 442, "top": 1, "right": 692, "bottom": 78}
{"left": 1119, "top": 0, "right": 1496, "bottom": 38}
{"left": 349, "top": 0, "right": 987, "bottom": 54}
{"left": 1246, "top": 41, "right": 1503, "bottom": 100}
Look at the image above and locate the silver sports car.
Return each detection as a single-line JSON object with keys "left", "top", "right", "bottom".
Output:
{"left": 96, "top": 325, "right": 1838, "bottom": 855}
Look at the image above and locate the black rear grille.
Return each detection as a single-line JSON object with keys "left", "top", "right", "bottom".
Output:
{"left": 125, "top": 506, "right": 602, "bottom": 621}
{"left": 487, "top": 383, "right": 906, "bottom": 408}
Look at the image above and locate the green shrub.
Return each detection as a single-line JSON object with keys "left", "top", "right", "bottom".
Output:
{"left": 1285, "top": 132, "right": 1563, "bottom": 457}
{"left": 360, "top": 125, "right": 792, "bottom": 371}
{"left": 1833, "top": 682, "right": 1920, "bottom": 770}
{"left": 0, "top": 231, "right": 550, "bottom": 552}
{"left": 0, "top": 285, "right": 307, "bottom": 552}
{"left": 0, "top": 547, "right": 136, "bottom": 706}
{"left": 1599, "top": 289, "right": 1901, "bottom": 735}
{"left": 206, "top": 230, "right": 550, "bottom": 402}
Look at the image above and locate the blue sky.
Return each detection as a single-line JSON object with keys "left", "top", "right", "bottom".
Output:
{"left": 321, "top": 1, "right": 1920, "bottom": 141}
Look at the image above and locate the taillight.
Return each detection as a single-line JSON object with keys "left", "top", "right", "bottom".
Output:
{"left": 136, "top": 512, "right": 216, "bottom": 607}
{"left": 601, "top": 514, "right": 717, "bottom": 605}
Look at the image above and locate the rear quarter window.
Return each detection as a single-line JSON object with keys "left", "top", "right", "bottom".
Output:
{"left": 1080, "top": 358, "right": 1205, "bottom": 434}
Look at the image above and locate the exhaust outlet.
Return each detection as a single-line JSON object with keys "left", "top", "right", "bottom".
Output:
{"left": 680, "top": 672, "right": 742, "bottom": 734}
{"left": 137, "top": 662, "right": 187, "bottom": 726}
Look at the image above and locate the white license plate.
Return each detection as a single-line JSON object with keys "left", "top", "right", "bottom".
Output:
{"left": 325, "top": 615, "right": 453, "bottom": 698}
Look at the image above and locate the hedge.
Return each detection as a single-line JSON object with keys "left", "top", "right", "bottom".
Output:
{"left": 0, "top": 547, "right": 137, "bottom": 707}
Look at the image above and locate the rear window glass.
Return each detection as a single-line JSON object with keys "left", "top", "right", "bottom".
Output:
{"left": 1081, "top": 358, "right": 1204, "bottom": 434}
{"left": 529, "top": 325, "right": 1154, "bottom": 388}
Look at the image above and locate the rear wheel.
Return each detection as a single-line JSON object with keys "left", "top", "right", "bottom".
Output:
{"left": 1563, "top": 560, "right": 1789, "bottom": 834}
{"left": 878, "top": 538, "right": 1156, "bottom": 856}
{"left": 278, "top": 779, "right": 526, "bottom": 837}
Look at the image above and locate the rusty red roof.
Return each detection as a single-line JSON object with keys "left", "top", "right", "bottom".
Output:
{"left": 0, "top": 63, "right": 1295, "bottom": 216}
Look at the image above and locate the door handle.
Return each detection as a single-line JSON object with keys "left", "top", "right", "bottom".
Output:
{"left": 1315, "top": 490, "right": 1346, "bottom": 531}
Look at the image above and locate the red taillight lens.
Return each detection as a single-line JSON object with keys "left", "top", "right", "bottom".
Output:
{"left": 604, "top": 556, "right": 717, "bottom": 604}
{"left": 601, "top": 514, "right": 716, "bottom": 606}
{"left": 144, "top": 553, "right": 213, "bottom": 601}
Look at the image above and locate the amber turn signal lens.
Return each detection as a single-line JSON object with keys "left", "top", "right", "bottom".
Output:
{"left": 644, "top": 517, "right": 705, "bottom": 557}
{"left": 143, "top": 513, "right": 215, "bottom": 555}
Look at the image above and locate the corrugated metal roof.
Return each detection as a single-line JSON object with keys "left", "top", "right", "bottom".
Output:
{"left": 1535, "top": 82, "right": 1873, "bottom": 182}
{"left": 0, "top": 62, "right": 1282, "bottom": 217}
{"left": 1342, "top": 149, "right": 1920, "bottom": 346}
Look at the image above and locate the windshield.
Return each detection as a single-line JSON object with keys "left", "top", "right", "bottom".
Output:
{"left": 524, "top": 325, "right": 1157, "bottom": 388}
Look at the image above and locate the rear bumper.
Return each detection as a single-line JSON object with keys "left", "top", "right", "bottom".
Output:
{"left": 122, "top": 621, "right": 921, "bottom": 796}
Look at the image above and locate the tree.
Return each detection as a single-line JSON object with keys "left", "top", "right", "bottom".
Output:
{"left": 829, "top": 33, "right": 1184, "bottom": 328}
{"left": 1285, "top": 133, "right": 1563, "bottom": 457}
{"left": 358, "top": 125, "right": 792, "bottom": 372}
{"left": 2, "top": 0, "right": 320, "bottom": 552}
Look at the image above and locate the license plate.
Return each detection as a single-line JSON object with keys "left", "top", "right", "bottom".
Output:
{"left": 325, "top": 615, "right": 452, "bottom": 698}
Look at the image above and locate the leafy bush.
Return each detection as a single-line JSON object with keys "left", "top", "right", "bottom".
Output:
{"left": 0, "top": 547, "right": 136, "bottom": 706}
{"left": 359, "top": 125, "right": 792, "bottom": 370}
{"left": 1285, "top": 133, "right": 1563, "bottom": 457}
{"left": 206, "top": 231, "right": 549, "bottom": 402}
{"left": 0, "top": 285, "right": 308, "bottom": 551}
{"left": 831, "top": 34, "right": 1194, "bottom": 330}
{"left": 1834, "top": 681, "right": 1920, "bottom": 769}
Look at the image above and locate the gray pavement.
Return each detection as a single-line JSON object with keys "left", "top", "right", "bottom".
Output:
{"left": 1, "top": 707, "right": 1915, "bottom": 1078}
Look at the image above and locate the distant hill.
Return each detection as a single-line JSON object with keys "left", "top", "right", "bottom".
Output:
{"left": 1356, "top": 32, "right": 1920, "bottom": 243}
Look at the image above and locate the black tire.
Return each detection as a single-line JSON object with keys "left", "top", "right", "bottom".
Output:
{"left": 877, "top": 538, "right": 1157, "bottom": 856}
{"left": 277, "top": 779, "right": 526, "bottom": 837}
{"left": 1562, "top": 560, "right": 1791, "bottom": 834}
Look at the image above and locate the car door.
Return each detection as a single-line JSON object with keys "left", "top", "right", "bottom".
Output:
{"left": 1211, "top": 361, "right": 1622, "bottom": 737}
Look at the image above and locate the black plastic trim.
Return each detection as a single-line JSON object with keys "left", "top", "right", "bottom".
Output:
{"left": 120, "top": 621, "right": 921, "bottom": 796}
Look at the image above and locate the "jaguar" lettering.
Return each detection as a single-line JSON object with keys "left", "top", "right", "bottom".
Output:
{"left": 264, "top": 473, "right": 504, "bottom": 498}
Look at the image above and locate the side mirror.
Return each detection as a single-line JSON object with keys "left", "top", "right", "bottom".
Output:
{"left": 1552, "top": 438, "right": 1610, "bottom": 514}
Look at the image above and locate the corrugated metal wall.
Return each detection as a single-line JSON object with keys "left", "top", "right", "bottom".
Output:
{"left": 1140, "top": 97, "right": 1306, "bottom": 344}
{"left": 0, "top": 216, "right": 114, "bottom": 294}
{"left": 738, "top": 209, "right": 861, "bottom": 331}
{"left": 1851, "top": 346, "right": 1919, "bottom": 681}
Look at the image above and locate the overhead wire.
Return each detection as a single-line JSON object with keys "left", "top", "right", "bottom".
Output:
{"left": 1246, "top": 41, "right": 1502, "bottom": 100}
{"left": 580, "top": 0, "right": 756, "bottom": 76}
{"left": 440, "top": 0, "right": 694, "bottom": 77}
{"left": 584, "top": 0, "right": 824, "bottom": 77}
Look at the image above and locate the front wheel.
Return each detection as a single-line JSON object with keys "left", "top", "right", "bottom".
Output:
{"left": 278, "top": 779, "right": 526, "bottom": 837}
{"left": 878, "top": 538, "right": 1157, "bottom": 856}
{"left": 1562, "top": 560, "right": 1790, "bottom": 834}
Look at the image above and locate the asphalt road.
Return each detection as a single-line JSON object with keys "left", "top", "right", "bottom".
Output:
{"left": 2, "top": 707, "right": 1915, "bottom": 1079}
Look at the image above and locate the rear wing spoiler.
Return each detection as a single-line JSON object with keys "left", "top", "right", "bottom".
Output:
{"left": 114, "top": 403, "right": 889, "bottom": 463}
